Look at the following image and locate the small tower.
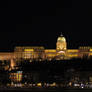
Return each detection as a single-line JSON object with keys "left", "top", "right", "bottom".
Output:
{"left": 56, "top": 33, "right": 67, "bottom": 51}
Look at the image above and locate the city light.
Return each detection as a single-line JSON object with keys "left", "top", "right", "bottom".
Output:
{"left": 0, "top": 33, "right": 92, "bottom": 90}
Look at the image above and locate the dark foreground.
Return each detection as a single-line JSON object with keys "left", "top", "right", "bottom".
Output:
{"left": 0, "top": 88, "right": 92, "bottom": 92}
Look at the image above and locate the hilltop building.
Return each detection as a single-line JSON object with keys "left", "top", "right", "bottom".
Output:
{"left": 0, "top": 33, "right": 92, "bottom": 70}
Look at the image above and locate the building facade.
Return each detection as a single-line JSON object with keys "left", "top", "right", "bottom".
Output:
{"left": 0, "top": 33, "right": 92, "bottom": 69}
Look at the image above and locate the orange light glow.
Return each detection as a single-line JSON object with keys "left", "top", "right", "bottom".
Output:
{"left": 24, "top": 49, "right": 34, "bottom": 52}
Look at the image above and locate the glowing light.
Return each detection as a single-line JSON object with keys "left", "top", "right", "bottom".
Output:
{"left": 90, "top": 49, "right": 92, "bottom": 51}
{"left": 24, "top": 49, "right": 34, "bottom": 52}
{"left": 67, "top": 49, "right": 78, "bottom": 52}
{"left": 50, "top": 82, "right": 56, "bottom": 87}
{"left": 58, "top": 37, "right": 66, "bottom": 42}
{"left": 89, "top": 53, "right": 92, "bottom": 55}
{"left": 58, "top": 51, "right": 65, "bottom": 53}
{"left": 10, "top": 59, "right": 15, "bottom": 69}
{"left": 68, "top": 54, "right": 78, "bottom": 57}
{"left": 47, "top": 54, "right": 56, "bottom": 57}
{"left": 45, "top": 50, "right": 56, "bottom": 53}
{"left": 81, "top": 86, "right": 84, "bottom": 88}
{"left": 37, "top": 83, "right": 42, "bottom": 87}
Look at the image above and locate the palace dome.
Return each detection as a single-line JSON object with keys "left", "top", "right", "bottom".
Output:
{"left": 57, "top": 35, "right": 66, "bottom": 42}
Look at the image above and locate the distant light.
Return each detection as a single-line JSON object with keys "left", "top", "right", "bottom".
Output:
{"left": 24, "top": 49, "right": 34, "bottom": 52}
{"left": 29, "top": 60, "right": 32, "bottom": 63}
{"left": 81, "top": 86, "right": 84, "bottom": 88}
{"left": 58, "top": 51, "right": 65, "bottom": 53}
{"left": 37, "top": 83, "right": 42, "bottom": 87}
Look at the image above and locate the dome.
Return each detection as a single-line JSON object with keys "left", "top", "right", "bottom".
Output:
{"left": 56, "top": 34, "right": 67, "bottom": 51}
{"left": 57, "top": 36, "right": 66, "bottom": 42}
{"left": 56, "top": 33, "right": 67, "bottom": 51}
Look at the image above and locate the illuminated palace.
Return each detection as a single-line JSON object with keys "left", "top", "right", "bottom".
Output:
{"left": 0, "top": 33, "right": 92, "bottom": 69}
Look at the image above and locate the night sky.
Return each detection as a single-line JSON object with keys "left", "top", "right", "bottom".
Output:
{"left": 0, "top": 1, "right": 92, "bottom": 52}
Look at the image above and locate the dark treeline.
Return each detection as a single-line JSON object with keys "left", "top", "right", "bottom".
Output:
{"left": 16, "top": 58, "right": 92, "bottom": 84}
{"left": 20, "top": 58, "right": 92, "bottom": 72}
{"left": 1, "top": 58, "right": 92, "bottom": 85}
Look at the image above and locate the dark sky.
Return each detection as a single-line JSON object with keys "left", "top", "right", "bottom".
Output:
{"left": 0, "top": 1, "right": 92, "bottom": 52}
